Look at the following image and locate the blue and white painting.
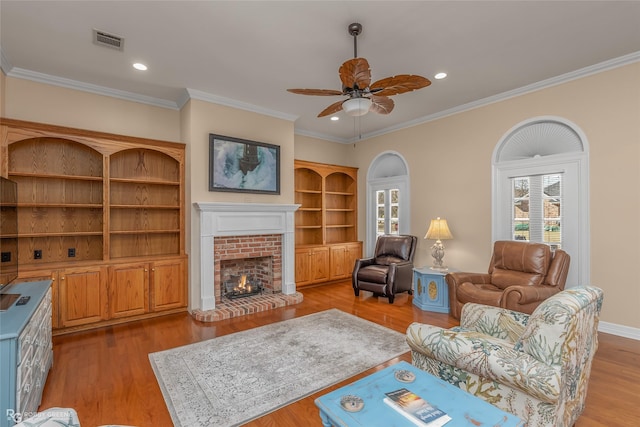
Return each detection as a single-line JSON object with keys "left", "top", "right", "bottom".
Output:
{"left": 210, "top": 136, "right": 280, "bottom": 194}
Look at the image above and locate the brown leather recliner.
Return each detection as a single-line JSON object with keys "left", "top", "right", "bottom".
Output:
{"left": 352, "top": 234, "right": 417, "bottom": 304}
{"left": 446, "top": 240, "right": 570, "bottom": 319}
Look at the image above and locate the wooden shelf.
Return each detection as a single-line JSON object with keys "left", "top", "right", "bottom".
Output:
{"left": 294, "top": 160, "right": 361, "bottom": 283}
{"left": 18, "top": 203, "right": 103, "bottom": 208}
{"left": 110, "top": 177, "right": 179, "bottom": 185}
{"left": 110, "top": 204, "right": 180, "bottom": 209}
{"left": 19, "top": 231, "right": 103, "bottom": 237}
{"left": 325, "top": 191, "right": 354, "bottom": 196}
{"left": 9, "top": 172, "right": 103, "bottom": 181}
{"left": 109, "top": 230, "right": 180, "bottom": 235}
{"left": 2, "top": 118, "right": 187, "bottom": 334}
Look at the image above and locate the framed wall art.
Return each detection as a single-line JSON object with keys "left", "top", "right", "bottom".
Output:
{"left": 209, "top": 134, "right": 280, "bottom": 194}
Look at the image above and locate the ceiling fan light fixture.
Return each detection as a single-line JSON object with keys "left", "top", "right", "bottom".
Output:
{"left": 342, "top": 97, "right": 372, "bottom": 116}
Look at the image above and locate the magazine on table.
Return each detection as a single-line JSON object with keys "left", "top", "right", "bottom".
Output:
{"left": 384, "top": 388, "right": 451, "bottom": 427}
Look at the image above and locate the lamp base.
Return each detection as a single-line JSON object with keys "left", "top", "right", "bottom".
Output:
{"left": 430, "top": 240, "right": 447, "bottom": 271}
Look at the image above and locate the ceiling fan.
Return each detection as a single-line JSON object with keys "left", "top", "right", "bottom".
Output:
{"left": 287, "top": 23, "right": 431, "bottom": 118}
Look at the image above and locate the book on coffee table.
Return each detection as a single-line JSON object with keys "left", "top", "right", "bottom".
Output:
{"left": 384, "top": 388, "right": 451, "bottom": 427}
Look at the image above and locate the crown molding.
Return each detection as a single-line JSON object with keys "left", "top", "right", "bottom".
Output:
{"left": 2, "top": 45, "right": 638, "bottom": 144}
{"left": 342, "top": 51, "right": 640, "bottom": 143}
{"left": 293, "top": 128, "right": 349, "bottom": 144}
{"left": 5, "top": 66, "right": 179, "bottom": 110}
{"left": 345, "top": 50, "right": 640, "bottom": 144}
{"left": 183, "top": 88, "right": 297, "bottom": 122}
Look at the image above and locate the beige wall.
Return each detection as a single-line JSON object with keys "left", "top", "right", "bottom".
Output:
{"left": 3, "top": 76, "right": 181, "bottom": 141}
{"left": 350, "top": 62, "right": 640, "bottom": 330}
{"left": 294, "top": 134, "right": 357, "bottom": 167}
{"left": 2, "top": 62, "right": 639, "bottom": 332}
{"left": 0, "top": 71, "right": 6, "bottom": 118}
{"left": 182, "top": 99, "right": 295, "bottom": 308}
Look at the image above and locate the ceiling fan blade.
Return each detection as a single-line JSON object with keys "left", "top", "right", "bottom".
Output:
{"left": 370, "top": 75, "right": 431, "bottom": 97}
{"left": 318, "top": 100, "right": 346, "bottom": 118}
{"left": 339, "top": 58, "right": 371, "bottom": 91}
{"left": 369, "top": 96, "right": 394, "bottom": 115}
{"left": 287, "top": 88, "right": 344, "bottom": 96}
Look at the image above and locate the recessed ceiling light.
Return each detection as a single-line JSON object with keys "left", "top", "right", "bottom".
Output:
{"left": 133, "top": 63, "right": 147, "bottom": 71}
{"left": 434, "top": 72, "right": 447, "bottom": 80}
{"left": 331, "top": 116, "right": 339, "bottom": 121}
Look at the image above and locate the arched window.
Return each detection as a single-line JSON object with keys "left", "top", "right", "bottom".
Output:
{"left": 493, "top": 117, "right": 589, "bottom": 287}
{"left": 366, "top": 151, "right": 411, "bottom": 255}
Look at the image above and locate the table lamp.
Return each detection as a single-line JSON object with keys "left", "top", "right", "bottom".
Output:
{"left": 424, "top": 217, "right": 453, "bottom": 270}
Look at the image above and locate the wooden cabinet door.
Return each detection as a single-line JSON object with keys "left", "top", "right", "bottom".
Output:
{"left": 329, "top": 245, "right": 347, "bottom": 280}
{"left": 311, "top": 246, "right": 330, "bottom": 283}
{"left": 151, "top": 258, "right": 186, "bottom": 311}
{"left": 296, "top": 247, "right": 329, "bottom": 286}
{"left": 346, "top": 242, "right": 362, "bottom": 277}
{"left": 109, "top": 263, "right": 149, "bottom": 318}
{"left": 329, "top": 243, "right": 362, "bottom": 280}
{"left": 59, "top": 267, "right": 107, "bottom": 328}
{"left": 295, "top": 248, "right": 312, "bottom": 286}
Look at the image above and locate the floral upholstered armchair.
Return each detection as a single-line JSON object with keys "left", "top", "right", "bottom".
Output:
{"left": 406, "top": 286, "right": 603, "bottom": 427}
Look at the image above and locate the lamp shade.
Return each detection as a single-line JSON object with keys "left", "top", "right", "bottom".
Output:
{"left": 425, "top": 217, "right": 453, "bottom": 240}
{"left": 342, "top": 97, "right": 372, "bottom": 116}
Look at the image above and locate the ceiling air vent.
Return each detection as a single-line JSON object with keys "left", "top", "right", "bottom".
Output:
{"left": 92, "top": 29, "right": 124, "bottom": 51}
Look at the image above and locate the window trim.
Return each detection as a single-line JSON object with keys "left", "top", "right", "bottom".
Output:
{"left": 492, "top": 116, "right": 590, "bottom": 288}
{"left": 366, "top": 151, "right": 411, "bottom": 257}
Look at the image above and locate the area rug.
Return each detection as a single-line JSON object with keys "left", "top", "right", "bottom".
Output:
{"left": 149, "top": 309, "right": 408, "bottom": 427}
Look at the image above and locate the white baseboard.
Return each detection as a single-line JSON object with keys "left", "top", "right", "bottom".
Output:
{"left": 598, "top": 321, "right": 640, "bottom": 341}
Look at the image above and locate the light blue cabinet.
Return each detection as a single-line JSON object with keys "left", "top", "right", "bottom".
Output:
{"left": 0, "top": 281, "right": 52, "bottom": 426}
{"left": 412, "top": 267, "right": 454, "bottom": 313}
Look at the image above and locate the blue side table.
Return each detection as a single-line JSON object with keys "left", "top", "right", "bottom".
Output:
{"left": 412, "top": 267, "right": 456, "bottom": 313}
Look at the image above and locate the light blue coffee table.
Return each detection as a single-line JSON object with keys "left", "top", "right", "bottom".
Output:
{"left": 315, "top": 361, "right": 523, "bottom": 426}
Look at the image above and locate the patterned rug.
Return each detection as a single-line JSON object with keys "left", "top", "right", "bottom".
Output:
{"left": 149, "top": 309, "right": 409, "bottom": 427}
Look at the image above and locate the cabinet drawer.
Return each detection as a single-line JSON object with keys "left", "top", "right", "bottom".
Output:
{"left": 17, "top": 323, "right": 35, "bottom": 366}
{"left": 16, "top": 362, "right": 33, "bottom": 412}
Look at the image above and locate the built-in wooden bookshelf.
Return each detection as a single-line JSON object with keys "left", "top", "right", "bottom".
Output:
{"left": 0, "top": 118, "right": 187, "bottom": 334}
{"left": 294, "top": 160, "right": 361, "bottom": 287}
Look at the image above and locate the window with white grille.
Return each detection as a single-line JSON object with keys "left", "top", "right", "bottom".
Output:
{"left": 512, "top": 174, "right": 562, "bottom": 248}
{"left": 376, "top": 188, "right": 400, "bottom": 236}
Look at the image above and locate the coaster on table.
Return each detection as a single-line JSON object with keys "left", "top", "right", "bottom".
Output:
{"left": 394, "top": 369, "right": 416, "bottom": 383}
{"left": 340, "top": 394, "right": 364, "bottom": 412}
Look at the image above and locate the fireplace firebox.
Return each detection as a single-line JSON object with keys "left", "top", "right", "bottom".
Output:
{"left": 223, "top": 275, "right": 264, "bottom": 299}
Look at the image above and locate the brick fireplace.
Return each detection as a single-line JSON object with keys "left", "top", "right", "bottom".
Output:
{"left": 215, "top": 234, "right": 282, "bottom": 301}
{"left": 192, "top": 202, "right": 301, "bottom": 321}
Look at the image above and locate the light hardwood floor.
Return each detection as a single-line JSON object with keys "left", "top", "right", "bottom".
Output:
{"left": 40, "top": 281, "right": 640, "bottom": 426}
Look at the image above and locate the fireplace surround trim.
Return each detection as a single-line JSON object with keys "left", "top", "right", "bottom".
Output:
{"left": 195, "top": 202, "right": 300, "bottom": 311}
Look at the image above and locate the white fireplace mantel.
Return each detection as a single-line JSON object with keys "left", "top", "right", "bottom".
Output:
{"left": 194, "top": 202, "right": 300, "bottom": 311}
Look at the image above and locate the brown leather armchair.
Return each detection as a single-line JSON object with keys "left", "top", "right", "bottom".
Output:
{"left": 352, "top": 234, "right": 417, "bottom": 303}
{"left": 446, "top": 240, "right": 570, "bottom": 319}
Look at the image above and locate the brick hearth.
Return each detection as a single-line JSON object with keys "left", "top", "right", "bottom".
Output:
{"left": 191, "top": 292, "right": 303, "bottom": 322}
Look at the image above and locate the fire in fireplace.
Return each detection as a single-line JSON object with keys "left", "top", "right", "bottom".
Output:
{"left": 223, "top": 274, "right": 264, "bottom": 299}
